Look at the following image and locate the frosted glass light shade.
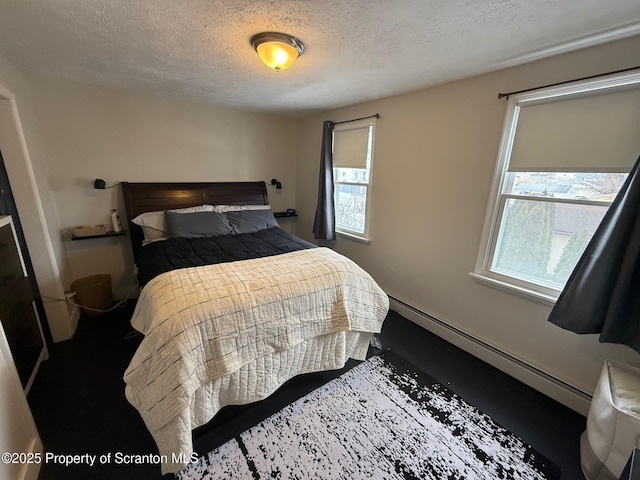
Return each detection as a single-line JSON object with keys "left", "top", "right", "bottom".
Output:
{"left": 251, "top": 32, "right": 305, "bottom": 71}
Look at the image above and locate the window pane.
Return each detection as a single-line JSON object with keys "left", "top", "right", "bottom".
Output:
{"left": 507, "top": 172, "right": 627, "bottom": 201}
{"left": 491, "top": 198, "right": 608, "bottom": 289}
{"left": 334, "top": 167, "right": 369, "bottom": 184}
{"left": 335, "top": 184, "right": 367, "bottom": 234}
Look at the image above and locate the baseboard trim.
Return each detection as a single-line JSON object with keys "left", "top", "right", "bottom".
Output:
{"left": 388, "top": 295, "right": 591, "bottom": 416}
{"left": 22, "top": 435, "right": 42, "bottom": 480}
{"left": 68, "top": 303, "right": 80, "bottom": 334}
{"left": 23, "top": 346, "right": 48, "bottom": 395}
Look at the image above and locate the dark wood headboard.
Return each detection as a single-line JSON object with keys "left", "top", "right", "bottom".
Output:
{"left": 121, "top": 181, "right": 269, "bottom": 259}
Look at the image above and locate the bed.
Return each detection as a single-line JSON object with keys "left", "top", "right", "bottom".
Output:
{"left": 120, "top": 181, "right": 389, "bottom": 475}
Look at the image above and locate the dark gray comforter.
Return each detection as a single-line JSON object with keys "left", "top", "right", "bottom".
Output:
{"left": 136, "top": 227, "right": 316, "bottom": 288}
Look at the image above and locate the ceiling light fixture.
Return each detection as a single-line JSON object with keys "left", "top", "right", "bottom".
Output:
{"left": 250, "top": 32, "right": 305, "bottom": 72}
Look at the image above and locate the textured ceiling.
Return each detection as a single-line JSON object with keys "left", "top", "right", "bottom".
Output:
{"left": 1, "top": 1, "right": 640, "bottom": 117}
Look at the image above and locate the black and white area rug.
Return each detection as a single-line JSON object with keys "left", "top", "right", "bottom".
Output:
{"left": 179, "top": 351, "right": 560, "bottom": 479}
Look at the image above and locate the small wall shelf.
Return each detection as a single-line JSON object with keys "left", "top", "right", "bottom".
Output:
{"left": 274, "top": 212, "right": 297, "bottom": 235}
{"left": 71, "top": 230, "right": 126, "bottom": 241}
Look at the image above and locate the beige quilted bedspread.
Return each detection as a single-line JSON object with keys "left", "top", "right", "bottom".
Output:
{"left": 123, "top": 247, "right": 388, "bottom": 474}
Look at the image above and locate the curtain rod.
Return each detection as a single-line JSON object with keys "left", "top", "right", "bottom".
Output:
{"left": 332, "top": 113, "right": 380, "bottom": 125}
{"left": 497, "top": 65, "right": 640, "bottom": 99}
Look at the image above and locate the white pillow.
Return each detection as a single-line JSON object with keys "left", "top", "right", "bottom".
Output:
{"left": 132, "top": 205, "right": 214, "bottom": 244}
{"left": 212, "top": 204, "right": 271, "bottom": 213}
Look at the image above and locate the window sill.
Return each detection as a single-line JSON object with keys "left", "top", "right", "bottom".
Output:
{"left": 336, "top": 231, "right": 371, "bottom": 245}
{"left": 468, "top": 272, "right": 557, "bottom": 306}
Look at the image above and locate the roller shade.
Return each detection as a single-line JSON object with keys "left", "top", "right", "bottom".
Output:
{"left": 509, "top": 88, "right": 640, "bottom": 173}
{"left": 333, "top": 125, "right": 370, "bottom": 169}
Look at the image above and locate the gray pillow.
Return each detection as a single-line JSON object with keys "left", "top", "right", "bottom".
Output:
{"left": 226, "top": 209, "right": 280, "bottom": 234}
{"left": 164, "top": 211, "right": 233, "bottom": 238}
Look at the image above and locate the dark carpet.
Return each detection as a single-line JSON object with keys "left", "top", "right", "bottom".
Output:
{"left": 27, "top": 305, "right": 586, "bottom": 479}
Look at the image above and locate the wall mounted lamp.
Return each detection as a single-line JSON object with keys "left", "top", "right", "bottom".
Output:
{"left": 93, "top": 178, "right": 120, "bottom": 189}
{"left": 250, "top": 32, "right": 305, "bottom": 72}
{"left": 270, "top": 178, "right": 282, "bottom": 189}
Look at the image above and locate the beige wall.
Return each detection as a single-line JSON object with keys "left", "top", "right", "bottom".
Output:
{"left": 27, "top": 78, "right": 297, "bottom": 300}
{"left": 0, "top": 54, "right": 76, "bottom": 342}
{"left": 295, "top": 35, "right": 640, "bottom": 413}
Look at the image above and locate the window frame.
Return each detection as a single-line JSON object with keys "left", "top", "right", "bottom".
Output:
{"left": 333, "top": 118, "right": 376, "bottom": 243}
{"left": 472, "top": 69, "right": 640, "bottom": 304}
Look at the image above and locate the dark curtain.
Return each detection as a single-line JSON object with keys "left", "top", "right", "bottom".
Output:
{"left": 548, "top": 155, "right": 640, "bottom": 352}
{"left": 312, "top": 120, "right": 336, "bottom": 241}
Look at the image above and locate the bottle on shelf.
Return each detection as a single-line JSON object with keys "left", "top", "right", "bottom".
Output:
{"left": 111, "top": 209, "right": 122, "bottom": 233}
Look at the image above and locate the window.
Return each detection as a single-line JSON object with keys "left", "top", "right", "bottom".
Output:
{"left": 333, "top": 118, "right": 376, "bottom": 241}
{"left": 473, "top": 71, "right": 640, "bottom": 303}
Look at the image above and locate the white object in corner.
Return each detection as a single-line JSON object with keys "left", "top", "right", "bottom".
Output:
{"left": 0, "top": 322, "right": 43, "bottom": 480}
{"left": 581, "top": 360, "right": 640, "bottom": 480}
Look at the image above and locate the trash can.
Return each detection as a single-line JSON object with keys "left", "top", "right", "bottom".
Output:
{"left": 70, "top": 274, "right": 113, "bottom": 316}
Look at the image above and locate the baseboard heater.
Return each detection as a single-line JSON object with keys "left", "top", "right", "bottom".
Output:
{"left": 387, "top": 295, "right": 592, "bottom": 414}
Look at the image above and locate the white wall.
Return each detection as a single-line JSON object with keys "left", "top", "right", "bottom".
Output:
{"left": 26, "top": 77, "right": 297, "bottom": 299}
{"left": 0, "top": 54, "right": 77, "bottom": 342}
{"left": 295, "top": 35, "right": 640, "bottom": 413}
